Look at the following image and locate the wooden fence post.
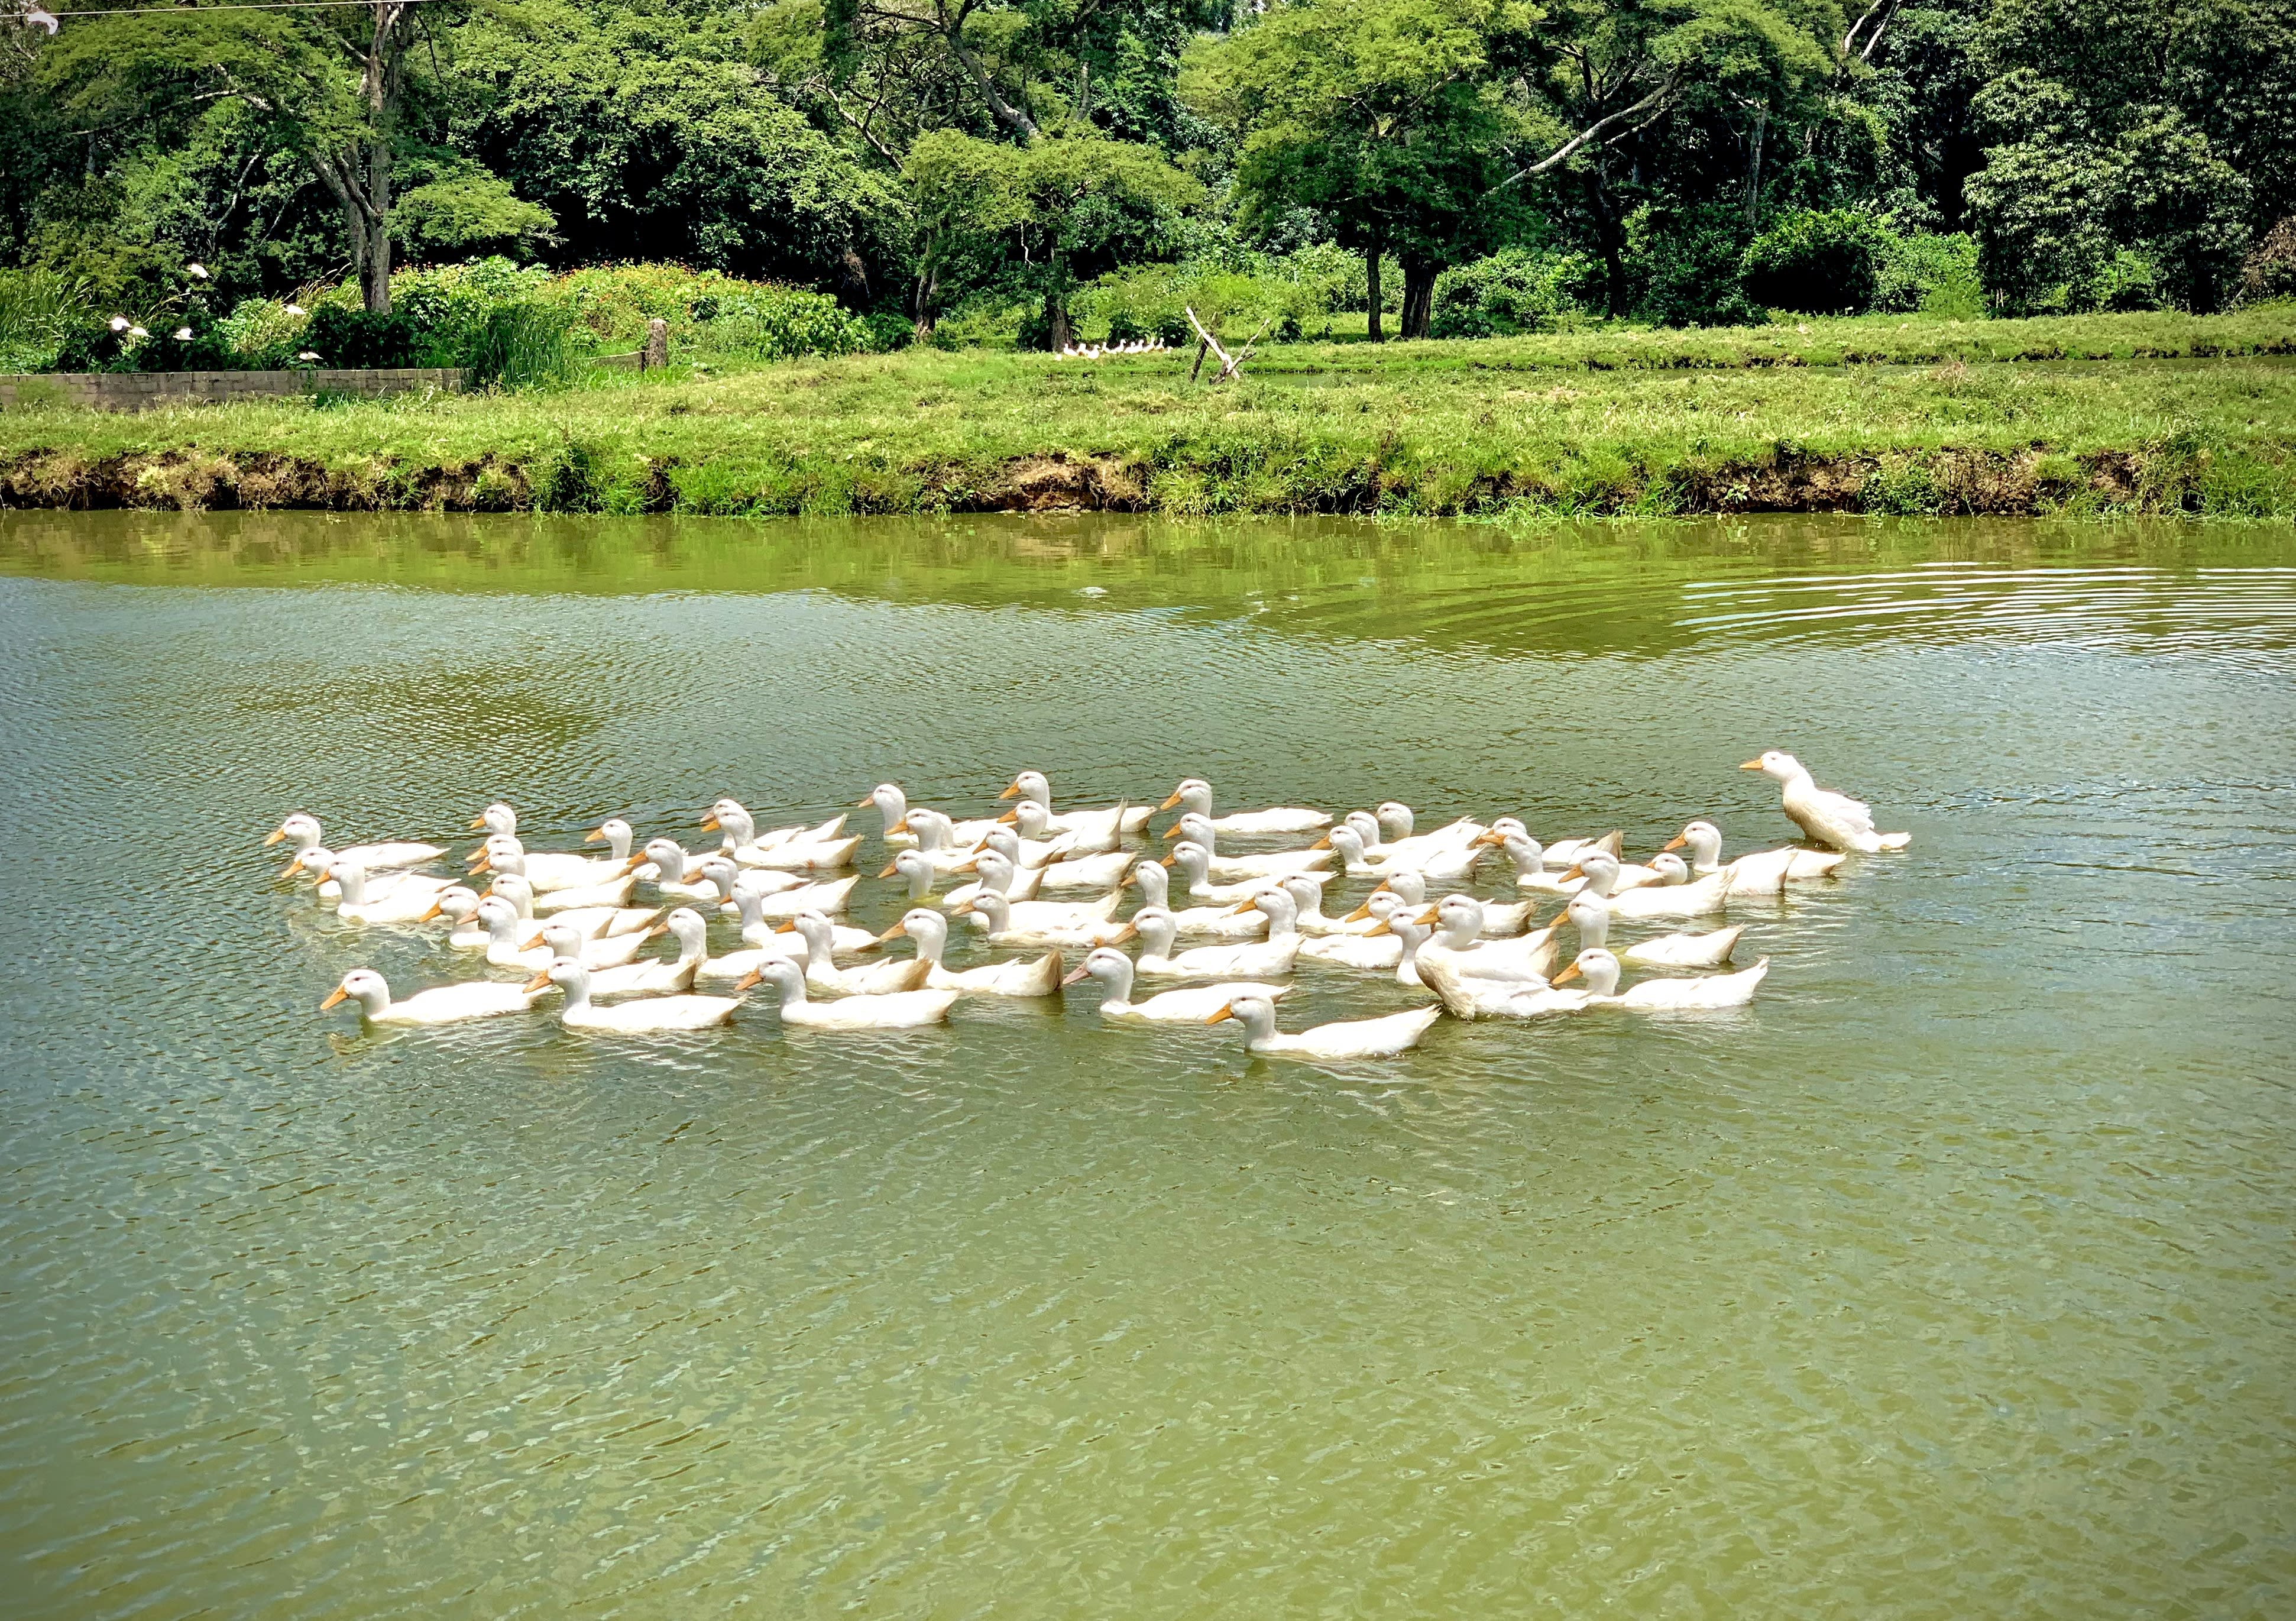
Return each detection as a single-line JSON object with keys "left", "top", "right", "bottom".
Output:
{"left": 643, "top": 318, "right": 669, "bottom": 373}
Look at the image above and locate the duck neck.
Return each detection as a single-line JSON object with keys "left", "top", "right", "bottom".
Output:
{"left": 559, "top": 970, "right": 594, "bottom": 1012}
{"left": 1097, "top": 955, "right": 1136, "bottom": 1004}
{"left": 1133, "top": 863, "right": 1170, "bottom": 910}
{"left": 351, "top": 979, "right": 392, "bottom": 1018}
{"left": 719, "top": 810, "right": 755, "bottom": 851}
{"left": 1570, "top": 902, "right": 1610, "bottom": 947}
{"left": 1688, "top": 830, "right": 1723, "bottom": 872}
{"left": 1581, "top": 958, "right": 1621, "bottom": 997}
{"left": 1504, "top": 836, "right": 1542, "bottom": 878}
{"left": 1136, "top": 918, "right": 1176, "bottom": 962}
{"left": 901, "top": 862, "right": 932, "bottom": 901}
{"left": 1438, "top": 917, "right": 1478, "bottom": 950}
{"left": 909, "top": 915, "right": 949, "bottom": 967}
{"left": 671, "top": 918, "right": 707, "bottom": 963}
{"left": 335, "top": 866, "right": 368, "bottom": 905}
{"left": 876, "top": 789, "right": 908, "bottom": 837}
{"left": 1234, "top": 1001, "right": 1277, "bottom": 1046}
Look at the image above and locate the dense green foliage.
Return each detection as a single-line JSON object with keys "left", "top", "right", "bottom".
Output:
{"left": 1, "top": 0, "right": 2291, "bottom": 363}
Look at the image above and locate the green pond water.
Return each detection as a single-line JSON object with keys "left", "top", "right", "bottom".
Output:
{"left": 1, "top": 510, "right": 2291, "bottom": 1618}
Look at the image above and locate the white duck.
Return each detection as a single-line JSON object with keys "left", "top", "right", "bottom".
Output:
{"left": 985, "top": 801, "right": 1071, "bottom": 866}
{"left": 1132, "top": 860, "right": 1268, "bottom": 938}
{"left": 1744, "top": 751, "right": 1910, "bottom": 853}
{"left": 1165, "top": 842, "right": 1330, "bottom": 905}
{"left": 322, "top": 967, "right": 542, "bottom": 1025}
{"left": 1063, "top": 947, "right": 1291, "bottom": 1022}
{"left": 1664, "top": 818, "right": 1847, "bottom": 893}
{"left": 467, "top": 833, "right": 626, "bottom": 893}
{"left": 471, "top": 895, "right": 664, "bottom": 970}
{"left": 1559, "top": 889, "right": 1744, "bottom": 968}
{"left": 1362, "top": 803, "right": 1488, "bottom": 865}
{"left": 1364, "top": 907, "right": 1436, "bottom": 987}
{"left": 1416, "top": 953, "right": 1592, "bottom": 1021}
{"left": 1482, "top": 819, "right": 1622, "bottom": 870}
{"left": 785, "top": 911, "right": 933, "bottom": 995}
{"left": 735, "top": 957, "right": 957, "bottom": 1030}
{"left": 1475, "top": 827, "right": 1582, "bottom": 893}
{"left": 1034, "top": 849, "right": 1136, "bottom": 891}
{"left": 516, "top": 868, "right": 663, "bottom": 940}
{"left": 487, "top": 847, "right": 642, "bottom": 915}
{"left": 1126, "top": 904, "right": 1301, "bottom": 980}
{"left": 1205, "top": 995, "right": 1442, "bottom": 1062}
{"left": 1157, "top": 778, "right": 1331, "bottom": 836}
{"left": 957, "top": 888, "right": 1130, "bottom": 949}
{"left": 267, "top": 812, "right": 443, "bottom": 873}
{"left": 1415, "top": 897, "right": 1558, "bottom": 982}
{"left": 941, "top": 845, "right": 1047, "bottom": 910}
{"left": 639, "top": 839, "right": 727, "bottom": 901}
{"left": 732, "top": 882, "right": 869, "bottom": 950}
{"left": 526, "top": 957, "right": 739, "bottom": 1032}
{"left": 875, "top": 909, "right": 1064, "bottom": 997}
{"left": 581, "top": 818, "right": 637, "bottom": 863}
{"left": 862, "top": 785, "right": 1001, "bottom": 849}
{"left": 1565, "top": 850, "right": 1729, "bottom": 918}
{"left": 743, "top": 874, "right": 859, "bottom": 921}
{"left": 889, "top": 807, "right": 1000, "bottom": 872}
{"left": 1000, "top": 769, "right": 1151, "bottom": 836}
{"left": 1299, "top": 892, "right": 1406, "bottom": 968}
{"left": 1165, "top": 814, "right": 1331, "bottom": 881}
{"left": 1555, "top": 947, "right": 1771, "bottom": 1008}
{"left": 287, "top": 846, "right": 456, "bottom": 906}
{"left": 325, "top": 860, "right": 454, "bottom": 925}
{"left": 585, "top": 908, "right": 710, "bottom": 998}
{"left": 425, "top": 885, "right": 490, "bottom": 949}
{"left": 1309, "top": 826, "right": 1383, "bottom": 876}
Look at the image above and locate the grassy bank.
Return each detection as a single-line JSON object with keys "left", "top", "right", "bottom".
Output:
{"left": 5, "top": 309, "right": 2294, "bottom": 517}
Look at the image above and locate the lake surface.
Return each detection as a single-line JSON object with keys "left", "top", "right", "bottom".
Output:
{"left": 2, "top": 510, "right": 2291, "bottom": 1618}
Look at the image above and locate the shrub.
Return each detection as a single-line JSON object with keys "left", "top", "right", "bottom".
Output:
{"left": 1633, "top": 203, "right": 1759, "bottom": 327}
{"left": 301, "top": 305, "right": 422, "bottom": 368}
{"left": 1874, "top": 232, "right": 1984, "bottom": 318}
{"left": 1430, "top": 249, "right": 1601, "bottom": 337}
{"left": 696, "top": 286, "right": 873, "bottom": 360}
{"left": 1740, "top": 209, "right": 1889, "bottom": 315}
{"left": 2239, "top": 219, "right": 2296, "bottom": 302}
{"left": 461, "top": 301, "right": 581, "bottom": 389}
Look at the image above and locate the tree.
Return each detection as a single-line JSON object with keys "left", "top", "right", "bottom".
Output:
{"left": 1184, "top": 0, "right": 1539, "bottom": 339}
{"left": 902, "top": 128, "right": 1197, "bottom": 344}
{"left": 453, "top": 11, "right": 905, "bottom": 297}
{"left": 37, "top": 0, "right": 429, "bottom": 311}
{"left": 1960, "top": 0, "right": 2281, "bottom": 311}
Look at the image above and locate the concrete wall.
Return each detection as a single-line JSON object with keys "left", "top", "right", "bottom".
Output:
{"left": 0, "top": 367, "right": 466, "bottom": 412}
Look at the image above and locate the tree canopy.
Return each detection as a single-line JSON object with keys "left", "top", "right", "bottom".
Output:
{"left": 2, "top": 0, "right": 2289, "bottom": 327}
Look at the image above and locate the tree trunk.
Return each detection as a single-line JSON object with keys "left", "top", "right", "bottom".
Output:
{"left": 1365, "top": 236, "right": 1384, "bottom": 343}
{"left": 1583, "top": 161, "right": 1629, "bottom": 319}
{"left": 912, "top": 264, "right": 940, "bottom": 342}
{"left": 1400, "top": 257, "right": 1437, "bottom": 339}
{"left": 1744, "top": 103, "right": 1767, "bottom": 229}
{"left": 1045, "top": 290, "right": 1071, "bottom": 352}
{"left": 358, "top": 0, "right": 406, "bottom": 312}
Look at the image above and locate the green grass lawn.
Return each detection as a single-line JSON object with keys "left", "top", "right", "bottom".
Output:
{"left": 4, "top": 308, "right": 2294, "bottom": 517}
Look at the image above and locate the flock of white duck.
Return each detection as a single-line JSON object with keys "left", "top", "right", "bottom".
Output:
{"left": 282, "top": 751, "right": 1909, "bottom": 1063}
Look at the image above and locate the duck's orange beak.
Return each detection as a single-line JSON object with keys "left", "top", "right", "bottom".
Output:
{"left": 468, "top": 814, "right": 488, "bottom": 830}
{"left": 1555, "top": 961, "right": 1584, "bottom": 984}
{"left": 1159, "top": 854, "right": 1177, "bottom": 868}
{"left": 1364, "top": 920, "right": 1391, "bottom": 937}
{"left": 262, "top": 827, "right": 289, "bottom": 846}
{"left": 1549, "top": 909, "right": 1569, "bottom": 928}
{"left": 1060, "top": 962, "right": 1093, "bottom": 986}
{"left": 875, "top": 920, "right": 909, "bottom": 943}
{"left": 1106, "top": 922, "right": 1137, "bottom": 944}
{"left": 733, "top": 968, "right": 763, "bottom": 992}
{"left": 319, "top": 985, "right": 349, "bottom": 1010}
{"left": 1662, "top": 834, "right": 1688, "bottom": 852}
{"left": 1203, "top": 1003, "right": 1235, "bottom": 1024}
{"left": 998, "top": 779, "right": 1022, "bottom": 801}
{"left": 700, "top": 813, "right": 720, "bottom": 831}
{"left": 418, "top": 899, "right": 443, "bottom": 922}
{"left": 887, "top": 814, "right": 911, "bottom": 834}
{"left": 279, "top": 855, "right": 305, "bottom": 879}
{"left": 878, "top": 860, "right": 902, "bottom": 878}
{"left": 1739, "top": 759, "right": 1764, "bottom": 771}
{"left": 996, "top": 808, "right": 1019, "bottom": 826}
{"left": 1157, "top": 790, "right": 1183, "bottom": 811}
{"left": 1342, "top": 901, "right": 1374, "bottom": 922}
{"left": 1309, "top": 835, "right": 1332, "bottom": 850}
{"left": 1225, "top": 897, "right": 1258, "bottom": 915}
{"left": 1560, "top": 865, "right": 1583, "bottom": 882}
{"left": 854, "top": 794, "right": 876, "bottom": 808}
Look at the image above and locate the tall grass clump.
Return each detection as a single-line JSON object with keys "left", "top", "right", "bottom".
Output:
{"left": 0, "top": 268, "right": 95, "bottom": 371}
{"left": 461, "top": 300, "right": 581, "bottom": 389}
